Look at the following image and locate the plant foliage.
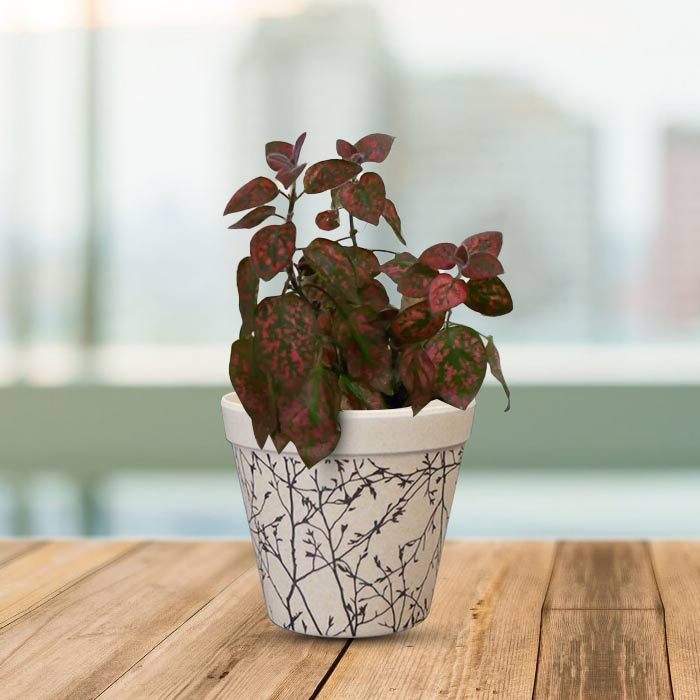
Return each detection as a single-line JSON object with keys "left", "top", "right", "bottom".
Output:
{"left": 225, "top": 132, "right": 513, "bottom": 466}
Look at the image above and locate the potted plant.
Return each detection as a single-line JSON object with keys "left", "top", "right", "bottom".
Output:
{"left": 221, "top": 132, "right": 512, "bottom": 638}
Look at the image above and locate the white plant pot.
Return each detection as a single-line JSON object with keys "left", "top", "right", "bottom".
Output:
{"left": 222, "top": 392, "right": 475, "bottom": 638}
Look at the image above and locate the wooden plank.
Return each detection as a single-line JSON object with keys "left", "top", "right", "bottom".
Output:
{"left": 0, "top": 540, "right": 139, "bottom": 628}
{"left": 534, "top": 610, "right": 672, "bottom": 700}
{"left": 98, "top": 565, "right": 346, "bottom": 700}
{"left": 0, "top": 540, "right": 43, "bottom": 567}
{"left": 316, "top": 541, "right": 555, "bottom": 700}
{"left": 0, "top": 541, "right": 255, "bottom": 700}
{"left": 651, "top": 541, "right": 700, "bottom": 700}
{"left": 545, "top": 541, "right": 661, "bottom": 610}
{"left": 534, "top": 541, "right": 672, "bottom": 700}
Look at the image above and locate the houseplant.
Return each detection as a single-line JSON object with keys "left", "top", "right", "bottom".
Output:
{"left": 221, "top": 132, "right": 512, "bottom": 637}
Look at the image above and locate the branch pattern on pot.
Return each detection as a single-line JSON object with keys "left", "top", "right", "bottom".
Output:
{"left": 235, "top": 445, "right": 463, "bottom": 637}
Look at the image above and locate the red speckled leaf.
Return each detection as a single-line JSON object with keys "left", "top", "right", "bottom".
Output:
{"left": 425, "top": 325, "right": 487, "bottom": 410}
{"left": 303, "top": 159, "right": 362, "bottom": 194}
{"left": 228, "top": 205, "right": 276, "bottom": 230}
{"left": 224, "top": 176, "right": 278, "bottom": 215}
{"left": 254, "top": 294, "right": 317, "bottom": 394}
{"left": 397, "top": 262, "right": 438, "bottom": 298}
{"left": 455, "top": 245, "right": 469, "bottom": 266}
{"left": 229, "top": 338, "right": 276, "bottom": 448}
{"left": 428, "top": 273, "right": 468, "bottom": 313}
{"left": 354, "top": 133, "right": 395, "bottom": 163}
{"left": 278, "top": 366, "right": 341, "bottom": 467}
{"left": 250, "top": 222, "right": 296, "bottom": 281}
{"left": 292, "top": 132, "right": 306, "bottom": 163}
{"left": 345, "top": 246, "right": 380, "bottom": 285}
{"left": 339, "top": 375, "right": 385, "bottom": 410}
{"left": 303, "top": 238, "right": 359, "bottom": 303}
{"left": 265, "top": 140, "right": 293, "bottom": 171}
{"left": 462, "top": 252, "right": 504, "bottom": 279}
{"left": 358, "top": 280, "right": 390, "bottom": 312}
{"left": 276, "top": 162, "right": 306, "bottom": 189}
{"left": 399, "top": 345, "right": 436, "bottom": 415}
{"left": 315, "top": 209, "right": 340, "bottom": 231}
{"left": 380, "top": 252, "right": 417, "bottom": 283}
{"left": 237, "top": 256, "right": 259, "bottom": 337}
{"left": 336, "top": 139, "right": 358, "bottom": 160}
{"left": 419, "top": 242, "right": 458, "bottom": 270}
{"left": 486, "top": 336, "right": 510, "bottom": 411}
{"left": 464, "top": 277, "right": 513, "bottom": 317}
{"left": 336, "top": 306, "right": 393, "bottom": 393}
{"left": 382, "top": 198, "right": 405, "bottom": 245}
{"left": 462, "top": 231, "right": 503, "bottom": 256}
{"left": 338, "top": 172, "right": 385, "bottom": 225}
{"left": 391, "top": 300, "right": 445, "bottom": 345}
{"left": 270, "top": 429, "right": 290, "bottom": 453}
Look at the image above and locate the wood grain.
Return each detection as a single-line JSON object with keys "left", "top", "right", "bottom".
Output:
{"left": 651, "top": 541, "right": 700, "bottom": 700}
{"left": 0, "top": 540, "right": 139, "bottom": 628}
{"left": 98, "top": 564, "right": 346, "bottom": 700}
{"left": 534, "top": 541, "right": 672, "bottom": 700}
{"left": 0, "top": 540, "right": 43, "bottom": 567}
{"left": 534, "top": 610, "right": 672, "bottom": 699}
{"left": 316, "top": 541, "right": 555, "bottom": 700}
{"left": 0, "top": 541, "right": 255, "bottom": 700}
{"left": 545, "top": 541, "right": 661, "bottom": 610}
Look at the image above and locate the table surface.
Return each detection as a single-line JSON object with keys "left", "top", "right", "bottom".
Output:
{"left": 0, "top": 539, "right": 698, "bottom": 699}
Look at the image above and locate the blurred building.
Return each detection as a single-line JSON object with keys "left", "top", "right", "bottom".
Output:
{"left": 649, "top": 127, "right": 700, "bottom": 333}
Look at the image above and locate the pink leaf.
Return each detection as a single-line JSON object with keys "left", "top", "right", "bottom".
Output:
{"left": 428, "top": 274, "right": 468, "bottom": 313}
{"left": 419, "top": 242, "right": 458, "bottom": 270}
{"left": 461, "top": 252, "right": 504, "bottom": 279}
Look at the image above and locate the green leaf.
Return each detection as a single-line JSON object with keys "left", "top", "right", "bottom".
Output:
{"left": 303, "top": 159, "right": 362, "bottom": 194}
{"left": 390, "top": 300, "right": 445, "bottom": 345}
{"left": 250, "top": 222, "right": 296, "bottom": 281}
{"left": 464, "top": 277, "right": 513, "bottom": 316}
{"left": 254, "top": 295, "right": 318, "bottom": 394}
{"left": 303, "top": 238, "right": 360, "bottom": 303}
{"left": 236, "top": 257, "right": 259, "bottom": 337}
{"left": 425, "top": 326, "right": 487, "bottom": 410}
{"left": 339, "top": 375, "right": 385, "bottom": 409}
{"left": 224, "top": 176, "right": 278, "bottom": 215}
{"left": 486, "top": 336, "right": 511, "bottom": 411}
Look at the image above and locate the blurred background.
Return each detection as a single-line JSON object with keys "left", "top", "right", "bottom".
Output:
{"left": 0, "top": 0, "right": 698, "bottom": 538}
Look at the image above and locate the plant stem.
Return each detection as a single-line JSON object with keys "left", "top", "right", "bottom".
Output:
{"left": 370, "top": 248, "right": 399, "bottom": 255}
{"left": 348, "top": 212, "right": 358, "bottom": 246}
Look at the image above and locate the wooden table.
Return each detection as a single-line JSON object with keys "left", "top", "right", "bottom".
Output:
{"left": 0, "top": 540, "right": 697, "bottom": 699}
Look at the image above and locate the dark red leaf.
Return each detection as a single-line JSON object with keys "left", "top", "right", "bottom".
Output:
{"left": 229, "top": 338, "right": 276, "bottom": 448}
{"left": 278, "top": 366, "right": 341, "bottom": 467}
{"left": 250, "top": 222, "right": 296, "bottom": 281}
{"left": 462, "top": 231, "right": 503, "bottom": 257}
{"left": 292, "top": 132, "right": 306, "bottom": 163}
{"left": 338, "top": 172, "right": 386, "bottom": 225}
{"left": 336, "top": 139, "right": 358, "bottom": 160}
{"left": 464, "top": 277, "right": 513, "bottom": 316}
{"left": 237, "top": 256, "right": 259, "bottom": 337}
{"left": 382, "top": 198, "right": 405, "bottom": 245}
{"left": 339, "top": 375, "right": 385, "bottom": 410}
{"left": 228, "top": 205, "right": 276, "bottom": 230}
{"left": 428, "top": 274, "right": 468, "bottom": 313}
{"left": 391, "top": 300, "right": 445, "bottom": 345}
{"left": 271, "top": 429, "right": 290, "bottom": 453}
{"left": 344, "top": 246, "right": 380, "bottom": 285}
{"left": 354, "top": 133, "right": 395, "bottom": 163}
{"left": 455, "top": 245, "right": 469, "bottom": 266}
{"left": 419, "top": 242, "right": 458, "bottom": 270}
{"left": 399, "top": 345, "right": 436, "bottom": 415}
{"left": 380, "top": 252, "right": 417, "bottom": 283}
{"left": 276, "top": 162, "right": 306, "bottom": 189}
{"left": 254, "top": 294, "right": 317, "bottom": 394}
{"left": 397, "top": 262, "right": 438, "bottom": 298}
{"left": 486, "top": 336, "right": 510, "bottom": 411}
{"left": 462, "top": 252, "right": 505, "bottom": 279}
{"left": 303, "top": 159, "right": 362, "bottom": 194}
{"left": 265, "top": 141, "right": 293, "bottom": 171}
{"left": 425, "top": 326, "right": 487, "bottom": 410}
{"left": 358, "top": 280, "right": 390, "bottom": 312}
{"left": 303, "top": 238, "right": 360, "bottom": 303}
{"left": 224, "top": 176, "right": 278, "bottom": 215}
{"left": 315, "top": 209, "right": 340, "bottom": 231}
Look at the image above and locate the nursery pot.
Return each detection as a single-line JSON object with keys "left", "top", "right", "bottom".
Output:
{"left": 222, "top": 392, "right": 475, "bottom": 638}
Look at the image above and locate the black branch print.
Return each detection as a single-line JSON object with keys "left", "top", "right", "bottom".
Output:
{"left": 234, "top": 445, "right": 463, "bottom": 637}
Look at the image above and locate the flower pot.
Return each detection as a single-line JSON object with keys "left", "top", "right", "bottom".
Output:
{"left": 221, "top": 392, "right": 475, "bottom": 638}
